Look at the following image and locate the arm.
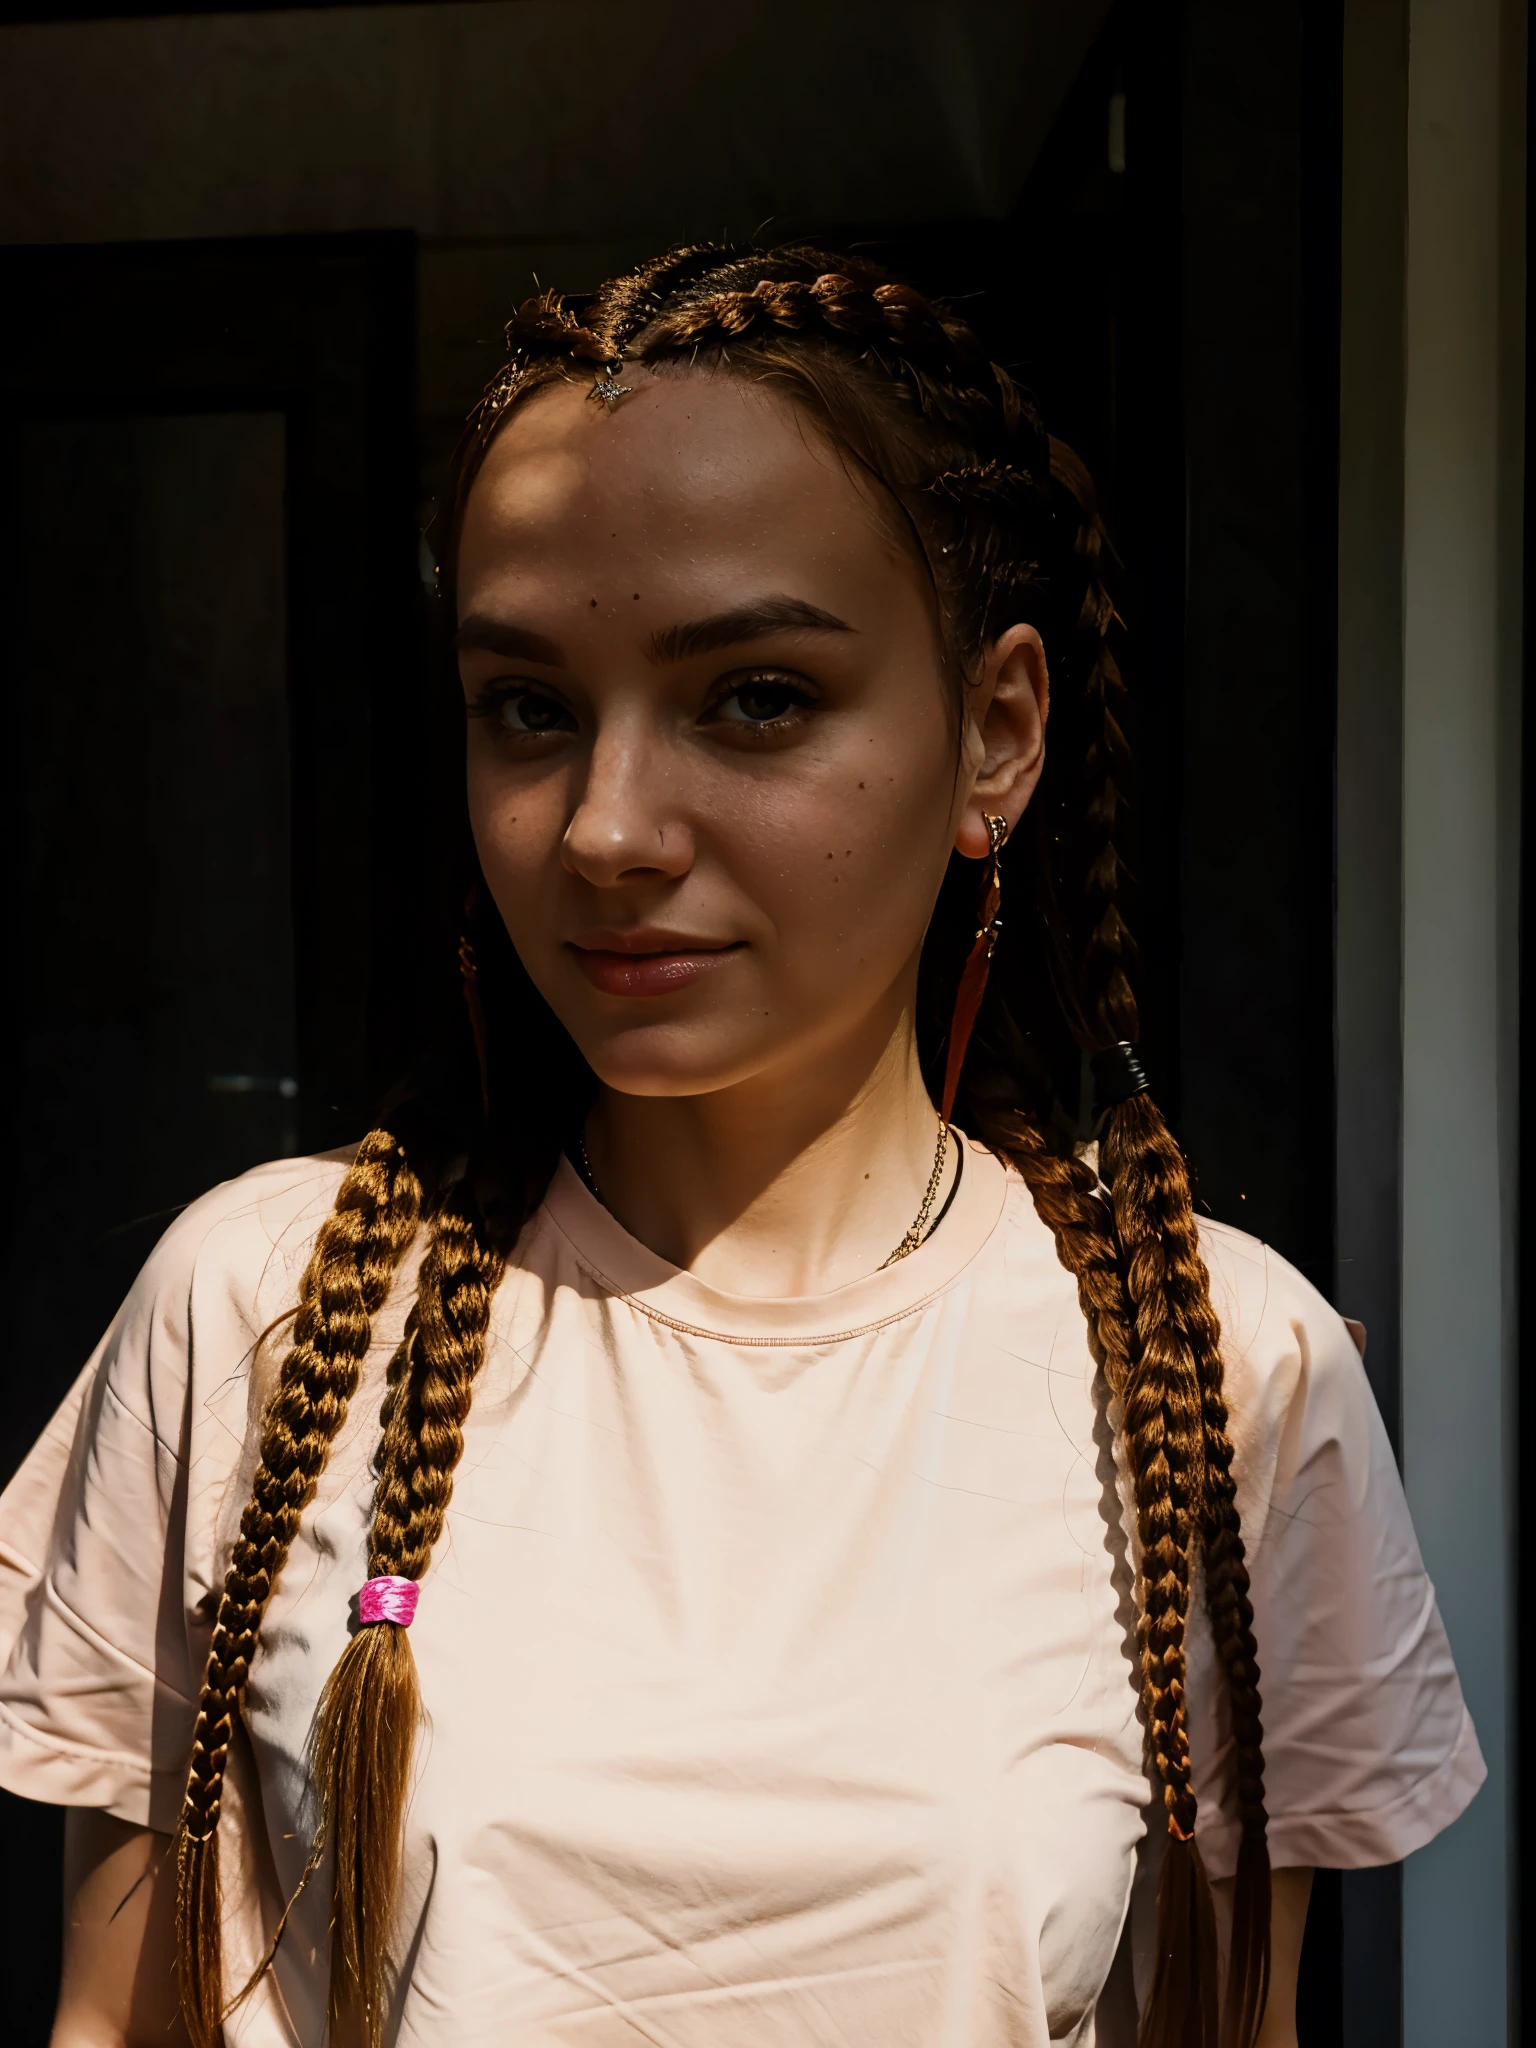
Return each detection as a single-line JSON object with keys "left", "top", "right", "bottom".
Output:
{"left": 51, "top": 1811, "right": 189, "bottom": 2048}
{"left": 1256, "top": 1866, "right": 1312, "bottom": 2048}
{"left": 1210, "top": 1863, "right": 1313, "bottom": 2048}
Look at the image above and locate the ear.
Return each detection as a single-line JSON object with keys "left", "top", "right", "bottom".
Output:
{"left": 954, "top": 623, "right": 1049, "bottom": 858}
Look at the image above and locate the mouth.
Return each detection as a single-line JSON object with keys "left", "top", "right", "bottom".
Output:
{"left": 566, "top": 933, "right": 744, "bottom": 999}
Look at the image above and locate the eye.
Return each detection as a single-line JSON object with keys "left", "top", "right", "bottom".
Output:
{"left": 470, "top": 684, "right": 577, "bottom": 736}
{"left": 708, "top": 670, "right": 818, "bottom": 730}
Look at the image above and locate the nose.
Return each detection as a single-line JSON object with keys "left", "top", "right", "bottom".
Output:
{"left": 561, "top": 725, "right": 695, "bottom": 888}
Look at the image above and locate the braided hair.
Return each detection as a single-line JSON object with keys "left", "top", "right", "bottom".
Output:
{"left": 176, "top": 244, "right": 1269, "bottom": 2048}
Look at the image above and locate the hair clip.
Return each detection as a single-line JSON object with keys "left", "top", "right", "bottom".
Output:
{"left": 590, "top": 360, "right": 634, "bottom": 409}
{"left": 1090, "top": 1042, "right": 1150, "bottom": 1113}
{"left": 357, "top": 1575, "right": 419, "bottom": 1628}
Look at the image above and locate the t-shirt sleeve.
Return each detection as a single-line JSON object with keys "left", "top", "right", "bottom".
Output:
{"left": 0, "top": 1221, "right": 204, "bottom": 1826}
{"left": 1184, "top": 1226, "right": 1485, "bottom": 1878}
{"left": 0, "top": 1157, "right": 342, "bottom": 1832}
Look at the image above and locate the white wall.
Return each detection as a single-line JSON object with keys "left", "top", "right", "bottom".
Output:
{"left": 1399, "top": 0, "right": 1523, "bottom": 2039}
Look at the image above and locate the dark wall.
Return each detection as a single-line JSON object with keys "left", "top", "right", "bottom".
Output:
{"left": 1180, "top": 5, "right": 1361, "bottom": 2041}
{"left": 0, "top": 233, "right": 418, "bottom": 2045}
{"left": 1180, "top": 0, "right": 1342, "bottom": 1298}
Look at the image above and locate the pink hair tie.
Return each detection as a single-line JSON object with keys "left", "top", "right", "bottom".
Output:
{"left": 357, "top": 1575, "right": 420, "bottom": 1628}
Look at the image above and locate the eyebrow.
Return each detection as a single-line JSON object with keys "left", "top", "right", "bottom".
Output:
{"left": 454, "top": 616, "right": 566, "bottom": 667}
{"left": 647, "top": 596, "right": 854, "bottom": 664}
{"left": 453, "top": 594, "right": 854, "bottom": 672}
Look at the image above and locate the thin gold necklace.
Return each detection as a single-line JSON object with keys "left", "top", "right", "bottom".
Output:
{"left": 573, "top": 1115, "right": 954, "bottom": 1270}
{"left": 878, "top": 1114, "right": 951, "bottom": 1268}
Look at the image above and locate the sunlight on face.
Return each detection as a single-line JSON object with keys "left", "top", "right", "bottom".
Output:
{"left": 456, "top": 368, "right": 975, "bottom": 1100}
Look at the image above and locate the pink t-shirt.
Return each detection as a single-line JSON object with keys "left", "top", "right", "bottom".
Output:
{"left": 0, "top": 1139, "right": 1482, "bottom": 2046}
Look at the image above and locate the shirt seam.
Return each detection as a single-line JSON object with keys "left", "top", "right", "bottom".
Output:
{"left": 552, "top": 1228, "right": 987, "bottom": 1343}
{"left": 0, "top": 1536, "right": 40, "bottom": 1579}
{"left": 1198, "top": 1704, "right": 1483, "bottom": 1839}
{"left": 0, "top": 1696, "right": 156, "bottom": 1778}
{"left": 547, "top": 1208, "right": 1008, "bottom": 1348}
{"left": 31, "top": 1577, "right": 193, "bottom": 1698}
{"left": 100, "top": 1372, "right": 176, "bottom": 1459}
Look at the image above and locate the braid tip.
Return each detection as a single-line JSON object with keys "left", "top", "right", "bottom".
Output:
{"left": 175, "top": 1821, "right": 225, "bottom": 2048}
{"left": 1141, "top": 1830, "right": 1218, "bottom": 2048}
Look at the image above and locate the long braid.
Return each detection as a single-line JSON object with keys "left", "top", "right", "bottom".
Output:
{"left": 1053, "top": 475, "right": 1203, "bottom": 1864}
{"left": 175, "top": 1129, "right": 423, "bottom": 2048}
{"left": 1156, "top": 1129, "right": 1272, "bottom": 2046}
{"left": 1099, "top": 1097, "right": 1220, "bottom": 2045}
{"left": 311, "top": 1162, "right": 517, "bottom": 2048}
{"left": 985, "top": 1111, "right": 1136, "bottom": 1403}
{"left": 976, "top": 1091, "right": 1220, "bottom": 2048}
{"left": 1055, "top": 456, "right": 1270, "bottom": 2045}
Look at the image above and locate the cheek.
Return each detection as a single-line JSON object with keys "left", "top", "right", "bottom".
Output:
{"left": 465, "top": 754, "right": 568, "bottom": 903}
{"left": 711, "top": 720, "right": 959, "bottom": 973}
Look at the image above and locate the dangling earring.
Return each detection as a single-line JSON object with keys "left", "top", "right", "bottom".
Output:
{"left": 940, "top": 814, "right": 1007, "bottom": 1125}
{"left": 458, "top": 887, "right": 491, "bottom": 1117}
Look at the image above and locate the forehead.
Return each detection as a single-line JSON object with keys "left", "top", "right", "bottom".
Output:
{"left": 456, "top": 368, "right": 915, "bottom": 611}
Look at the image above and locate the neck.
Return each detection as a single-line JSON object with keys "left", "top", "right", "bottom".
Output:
{"left": 582, "top": 1011, "right": 951, "bottom": 1297}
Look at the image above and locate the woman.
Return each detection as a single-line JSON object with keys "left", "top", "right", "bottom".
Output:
{"left": 0, "top": 246, "right": 1481, "bottom": 2048}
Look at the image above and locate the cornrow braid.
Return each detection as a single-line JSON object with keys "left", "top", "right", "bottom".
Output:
{"left": 504, "top": 292, "right": 608, "bottom": 368}
{"left": 1046, "top": 444, "right": 1139, "bottom": 1047}
{"left": 644, "top": 272, "right": 963, "bottom": 362}
{"left": 175, "top": 1129, "right": 424, "bottom": 2048}
{"left": 925, "top": 458, "right": 1051, "bottom": 507}
{"left": 626, "top": 258, "right": 1011, "bottom": 456}
{"left": 600, "top": 240, "right": 755, "bottom": 357}
{"left": 312, "top": 1168, "right": 510, "bottom": 2048}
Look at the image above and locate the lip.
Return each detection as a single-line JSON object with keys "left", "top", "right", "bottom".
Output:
{"left": 567, "top": 931, "right": 743, "bottom": 999}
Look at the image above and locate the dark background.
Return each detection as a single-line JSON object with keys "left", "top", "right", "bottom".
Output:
{"left": 0, "top": 1, "right": 1408, "bottom": 2040}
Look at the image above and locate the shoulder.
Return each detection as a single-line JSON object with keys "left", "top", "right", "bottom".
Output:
{"left": 2, "top": 1150, "right": 362, "bottom": 1582}
{"left": 144, "top": 1147, "right": 355, "bottom": 1300}
{"left": 1196, "top": 1218, "right": 1387, "bottom": 1553}
{"left": 1198, "top": 1219, "right": 1368, "bottom": 1414}
{"left": 1198, "top": 1218, "right": 1342, "bottom": 1357}
{"left": 90, "top": 1150, "right": 357, "bottom": 1449}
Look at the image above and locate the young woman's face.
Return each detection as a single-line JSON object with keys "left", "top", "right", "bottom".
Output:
{"left": 456, "top": 369, "right": 1043, "bottom": 1101}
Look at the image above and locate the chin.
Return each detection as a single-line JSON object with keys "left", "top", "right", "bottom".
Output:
{"left": 575, "top": 1022, "right": 779, "bottom": 1101}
